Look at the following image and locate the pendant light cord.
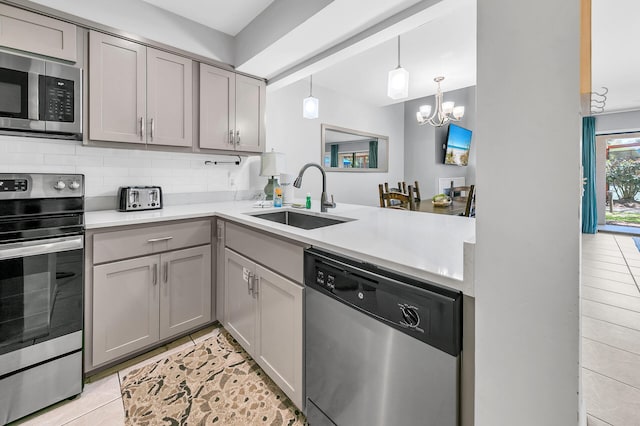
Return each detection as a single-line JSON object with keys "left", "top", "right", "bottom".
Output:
{"left": 397, "top": 35, "right": 401, "bottom": 67}
{"left": 309, "top": 75, "right": 313, "bottom": 96}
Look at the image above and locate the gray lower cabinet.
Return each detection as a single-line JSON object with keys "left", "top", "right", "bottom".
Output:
{"left": 92, "top": 245, "right": 211, "bottom": 366}
{"left": 93, "top": 255, "right": 159, "bottom": 366}
{"left": 254, "top": 264, "right": 303, "bottom": 409}
{"left": 160, "top": 245, "right": 212, "bottom": 339}
{"left": 224, "top": 247, "right": 304, "bottom": 409}
{"left": 224, "top": 249, "right": 257, "bottom": 353}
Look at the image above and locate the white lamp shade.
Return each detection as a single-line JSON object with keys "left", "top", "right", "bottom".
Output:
{"left": 453, "top": 106, "right": 465, "bottom": 119}
{"left": 442, "top": 101, "right": 455, "bottom": 114}
{"left": 416, "top": 111, "right": 424, "bottom": 123}
{"left": 260, "top": 150, "right": 286, "bottom": 176}
{"left": 303, "top": 96, "right": 319, "bottom": 119}
{"left": 387, "top": 67, "right": 409, "bottom": 99}
{"left": 419, "top": 104, "right": 432, "bottom": 117}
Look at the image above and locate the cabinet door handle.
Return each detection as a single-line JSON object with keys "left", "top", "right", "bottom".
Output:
{"left": 247, "top": 272, "right": 253, "bottom": 295}
{"left": 229, "top": 129, "right": 234, "bottom": 145}
{"left": 139, "top": 117, "right": 145, "bottom": 140}
{"left": 152, "top": 263, "right": 158, "bottom": 286}
{"left": 150, "top": 118, "right": 155, "bottom": 140}
{"left": 163, "top": 261, "right": 168, "bottom": 283}
{"left": 252, "top": 276, "right": 259, "bottom": 298}
{"left": 235, "top": 130, "right": 240, "bottom": 145}
{"left": 147, "top": 236, "right": 173, "bottom": 243}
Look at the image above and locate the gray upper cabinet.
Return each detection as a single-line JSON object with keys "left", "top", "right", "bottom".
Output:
{"left": 89, "top": 31, "right": 146, "bottom": 144}
{"left": 0, "top": 4, "right": 77, "bottom": 62}
{"left": 89, "top": 31, "right": 193, "bottom": 147}
{"left": 147, "top": 48, "right": 193, "bottom": 147}
{"left": 235, "top": 75, "right": 265, "bottom": 152}
{"left": 200, "top": 64, "right": 235, "bottom": 151}
{"left": 200, "top": 64, "right": 265, "bottom": 153}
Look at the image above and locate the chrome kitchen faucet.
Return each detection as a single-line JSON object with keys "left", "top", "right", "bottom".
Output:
{"left": 293, "top": 163, "right": 336, "bottom": 213}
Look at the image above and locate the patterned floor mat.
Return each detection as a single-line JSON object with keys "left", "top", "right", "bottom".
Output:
{"left": 120, "top": 328, "right": 307, "bottom": 425}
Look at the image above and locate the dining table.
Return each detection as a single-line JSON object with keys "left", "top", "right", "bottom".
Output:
{"left": 414, "top": 199, "right": 467, "bottom": 216}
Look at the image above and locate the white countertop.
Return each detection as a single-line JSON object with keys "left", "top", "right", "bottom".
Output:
{"left": 85, "top": 201, "right": 476, "bottom": 294}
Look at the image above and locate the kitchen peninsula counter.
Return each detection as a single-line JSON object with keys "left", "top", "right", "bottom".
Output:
{"left": 85, "top": 201, "right": 476, "bottom": 295}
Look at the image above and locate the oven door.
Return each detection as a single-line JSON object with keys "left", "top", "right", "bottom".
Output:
{"left": 0, "top": 235, "right": 83, "bottom": 360}
{"left": 0, "top": 52, "right": 44, "bottom": 132}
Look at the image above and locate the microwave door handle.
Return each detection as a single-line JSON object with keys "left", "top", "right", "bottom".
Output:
{"left": 28, "top": 72, "right": 41, "bottom": 122}
{"left": 0, "top": 236, "right": 83, "bottom": 261}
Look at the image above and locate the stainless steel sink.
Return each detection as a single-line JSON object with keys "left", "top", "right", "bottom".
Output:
{"left": 247, "top": 210, "right": 353, "bottom": 230}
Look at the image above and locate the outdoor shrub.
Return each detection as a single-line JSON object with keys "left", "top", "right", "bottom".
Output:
{"left": 606, "top": 158, "right": 640, "bottom": 201}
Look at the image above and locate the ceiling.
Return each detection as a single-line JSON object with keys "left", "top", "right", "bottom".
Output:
{"left": 139, "top": 0, "right": 275, "bottom": 36}
{"left": 310, "top": 0, "right": 475, "bottom": 107}
{"left": 56, "top": 0, "right": 637, "bottom": 113}
{"left": 592, "top": 0, "right": 640, "bottom": 113}
{"left": 141, "top": 0, "right": 475, "bottom": 106}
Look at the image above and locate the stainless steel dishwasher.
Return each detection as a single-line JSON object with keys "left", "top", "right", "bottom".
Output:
{"left": 304, "top": 248, "right": 462, "bottom": 426}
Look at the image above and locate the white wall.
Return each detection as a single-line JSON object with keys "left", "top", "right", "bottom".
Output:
{"left": 475, "top": 0, "right": 580, "bottom": 425}
{"left": 404, "top": 86, "right": 476, "bottom": 196}
{"left": 27, "top": 0, "right": 235, "bottom": 64}
{"left": 266, "top": 80, "right": 404, "bottom": 206}
{"left": 0, "top": 136, "right": 256, "bottom": 202}
{"left": 595, "top": 109, "right": 640, "bottom": 134}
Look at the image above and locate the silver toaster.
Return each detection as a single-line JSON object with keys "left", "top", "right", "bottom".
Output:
{"left": 117, "top": 186, "right": 162, "bottom": 212}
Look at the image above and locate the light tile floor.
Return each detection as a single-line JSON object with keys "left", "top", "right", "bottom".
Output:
{"left": 582, "top": 232, "right": 640, "bottom": 426}
{"left": 14, "top": 324, "right": 221, "bottom": 426}
{"left": 14, "top": 234, "right": 640, "bottom": 425}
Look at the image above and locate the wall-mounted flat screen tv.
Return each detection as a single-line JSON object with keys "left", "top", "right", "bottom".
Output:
{"left": 444, "top": 124, "right": 472, "bottom": 166}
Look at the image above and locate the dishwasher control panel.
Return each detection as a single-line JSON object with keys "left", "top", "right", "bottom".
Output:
{"left": 304, "top": 247, "right": 463, "bottom": 356}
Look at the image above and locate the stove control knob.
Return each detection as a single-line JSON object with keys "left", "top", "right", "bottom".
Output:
{"left": 69, "top": 181, "right": 80, "bottom": 190}
{"left": 53, "top": 180, "right": 66, "bottom": 190}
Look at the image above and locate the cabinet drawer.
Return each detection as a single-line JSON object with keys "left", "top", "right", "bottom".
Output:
{"left": 225, "top": 222, "right": 304, "bottom": 283}
{"left": 0, "top": 4, "right": 77, "bottom": 62}
{"left": 93, "top": 220, "right": 211, "bottom": 264}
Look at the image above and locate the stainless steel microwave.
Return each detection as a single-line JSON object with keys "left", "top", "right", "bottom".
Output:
{"left": 0, "top": 51, "right": 82, "bottom": 139}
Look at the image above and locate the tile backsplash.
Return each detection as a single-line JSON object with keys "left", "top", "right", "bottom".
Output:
{"left": 0, "top": 136, "right": 261, "bottom": 201}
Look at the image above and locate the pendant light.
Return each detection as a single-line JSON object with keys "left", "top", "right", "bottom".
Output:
{"left": 387, "top": 35, "right": 409, "bottom": 100}
{"left": 303, "top": 75, "right": 319, "bottom": 119}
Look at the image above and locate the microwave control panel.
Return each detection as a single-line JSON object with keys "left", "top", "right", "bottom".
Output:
{"left": 39, "top": 76, "right": 74, "bottom": 122}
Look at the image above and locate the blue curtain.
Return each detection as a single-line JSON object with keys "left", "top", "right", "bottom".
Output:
{"left": 582, "top": 116, "right": 597, "bottom": 234}
{"left": 369, "top": 140, "right": 378, "bottom": 168}
{"left": 330, "top": 144, "right": 339, "bottom": 167}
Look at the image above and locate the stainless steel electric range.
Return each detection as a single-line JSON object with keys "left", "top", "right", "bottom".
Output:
{"left": 0, "top": 173, "right": 84, "bottom": 424}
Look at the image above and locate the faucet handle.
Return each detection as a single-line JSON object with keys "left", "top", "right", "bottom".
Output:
{"left": 328, "top": 194, "right": 336, "bottom": 208}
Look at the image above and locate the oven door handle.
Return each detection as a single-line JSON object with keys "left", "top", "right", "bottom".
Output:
{"left": 0, "top": 236, "right": 83, "bottom": 261}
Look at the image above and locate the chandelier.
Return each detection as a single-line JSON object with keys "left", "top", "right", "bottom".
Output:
{"left": 416, "top": 76, "right": 465, "bottom": 127}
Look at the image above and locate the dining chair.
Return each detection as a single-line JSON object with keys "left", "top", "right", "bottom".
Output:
{"left": 378, "top": 184, "right": 416, "bottom": 210}
{"left": 449, "top": 184, "right": 475, "bottom": 217}
{"left": 397, "top": 181, "right": 421, "bottom": 201}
